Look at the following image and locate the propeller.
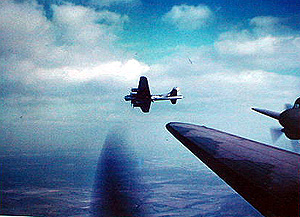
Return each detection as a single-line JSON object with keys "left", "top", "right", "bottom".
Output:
{"left": 270, "top": 101, "right": 292, "bottom": 143}
{"left": 270, "top": 127, "right": 300, "bottom": 152}
{"left": 270, "top": 127, "right": 284, "bottom": 143}
{"left": 285, "top": 103, "right": 293, "bottom": 110}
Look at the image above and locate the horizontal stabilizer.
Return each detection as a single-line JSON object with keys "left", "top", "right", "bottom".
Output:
{"left": 252, "top": 108, "right": 280, "bottom": 120}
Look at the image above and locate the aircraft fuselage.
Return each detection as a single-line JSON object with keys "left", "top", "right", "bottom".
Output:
{"left": 151, "top": 94, "right": 183, "bottom": 101}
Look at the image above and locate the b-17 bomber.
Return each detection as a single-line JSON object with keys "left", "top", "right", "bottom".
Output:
{"left": 124, "top": 76, "right": 183, "bottom": 113}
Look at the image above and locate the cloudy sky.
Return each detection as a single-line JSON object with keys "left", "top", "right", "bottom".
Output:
{"left": 1, "top": 0, "right": 300, "bottom": 156}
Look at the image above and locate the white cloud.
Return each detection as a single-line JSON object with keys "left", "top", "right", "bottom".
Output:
{"left": 162, "top": 4, "right": 213, "bottom": 30}
{"left": 88, "top": 0, "right": 140, "bottom": 7}
{"left": 37, "top": 59, "right": 149, "bottom": 82}
{"left": 52, "top": 4, "right": 129, "bottom": 45}
{"left": 249, "top": 16, "right": 296, "bottom": 37}
{"left": 0, "top": 0, "right": 53, "bottom": 60}
{"left": 214, "top": 16, "right": 300, "bottom": 71}
{"left": 250, "top": 16, "right": 281, "bottom": 27}
{"left": 0, "top": 0, "right": 146, "bottom": 87}
{"left": 215, "top": 36, "right": 278, "bottom": 55}
{"left": 149, "top": 41, "right": 299, "bottom": 105}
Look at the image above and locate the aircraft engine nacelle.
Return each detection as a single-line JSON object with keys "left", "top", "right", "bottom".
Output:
{"left": 170, "top": 99, "right": 177, "bottom": 104}
{"left": 132, "top": 101, "right": 142, "bottom": 107}
{"left": 284, "top": 129, "right": 300, "bottom": 140}
{"left": 124, "top": 95, "right": 132, "bottom": 101}
{"left": 131, "top": 88, "right": 139, "bottom": 92}
{"left": 133, "top": 103, "right": 141, "bottom": 108}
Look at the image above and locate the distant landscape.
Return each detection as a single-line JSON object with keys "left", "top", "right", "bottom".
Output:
{"left": 1, "top": 148, "right": 262, "bottom": 216}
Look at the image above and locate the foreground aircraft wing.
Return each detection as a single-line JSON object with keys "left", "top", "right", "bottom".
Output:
{"left": 166, "top": 122, "right": 300, "bottom": 217}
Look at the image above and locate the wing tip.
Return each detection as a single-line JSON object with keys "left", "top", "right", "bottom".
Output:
{"left": 166, "top": 122, "right": 186, "bottom": 129}
{"left": 251, "top": 107, "right": 260, "bottom": 112}
{"left": 166, "top": 122, "right": 176, "bottom": 131}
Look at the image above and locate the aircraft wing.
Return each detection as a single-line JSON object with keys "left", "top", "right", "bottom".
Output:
{"left": 140, "top": 100, "right": 151, "bottom": 113}
{"left": 137, "top": 76, "right": 151, "bottom": 99}
{"left": 166, "top": 122, "right": 300, "bottom": 217}
{"left": 135, "top": 76, "right": 151, "bottom": 112}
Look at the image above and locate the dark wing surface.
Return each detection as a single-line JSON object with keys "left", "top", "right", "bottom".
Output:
{"left": 140, "top": 100, "right": 151, "bottom": 113}
{"left": 166, "top": 122, "right": 300, "bottom": 217}
{"left": 137, "top": 76, "right": 151, "bottom": 112}
{"left": 137, "top": 76, "right": 151, "bottom": 99}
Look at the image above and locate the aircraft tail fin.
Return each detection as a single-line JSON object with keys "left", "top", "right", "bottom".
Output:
{"left": 170, "top": 87, "right": 179, "bottom": 104}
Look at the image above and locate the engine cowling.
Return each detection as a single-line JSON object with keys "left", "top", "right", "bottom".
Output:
{"left": 170, "top": 99, "right": 177, "bottom": 104}
{"left": 124, "top": 95, "right": 132, "bottom": 101}
{"left": 131, "top": 88, "right": 139, "bottom": 92}
{"left": 132, "top": 102, "right": 142, "bottom": 107}
{"left": 284, "top": 129, "right": 300, "bottom": 140}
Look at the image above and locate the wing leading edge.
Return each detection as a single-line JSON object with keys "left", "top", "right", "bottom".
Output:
{"left": 166, "top": 122, "right": 300, "bottom": 217}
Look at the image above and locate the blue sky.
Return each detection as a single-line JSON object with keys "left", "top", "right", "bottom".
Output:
{"left": 0, "top": 0, "right": 300, "bottom": 157}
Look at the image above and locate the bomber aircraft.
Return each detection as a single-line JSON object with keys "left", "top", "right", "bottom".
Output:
{"left": 252, "top": 97, "right": 300, "bottom": 142}
{"left": 124, "top": 76, "right": 183, "bottom": 112}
